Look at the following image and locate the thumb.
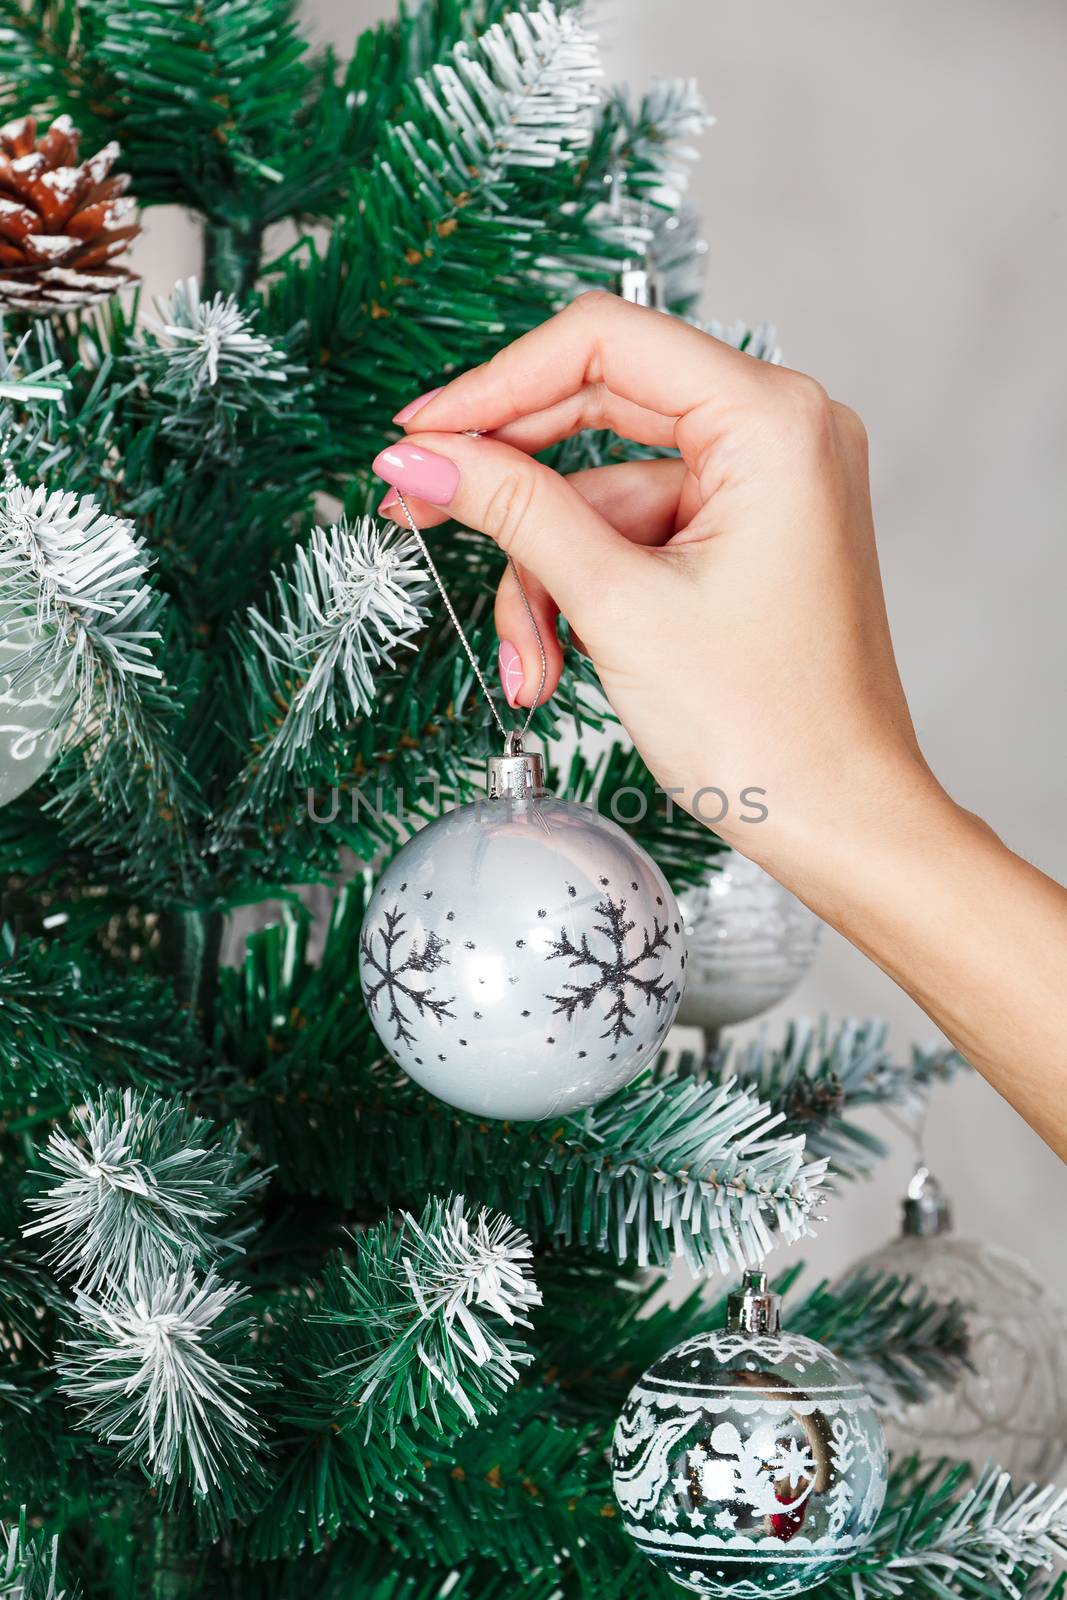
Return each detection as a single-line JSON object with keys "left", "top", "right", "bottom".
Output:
{"left": 371, "top": 431, "right": 642, "bottom": 638}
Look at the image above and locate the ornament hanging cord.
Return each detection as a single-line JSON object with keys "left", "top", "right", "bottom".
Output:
{"left": 391, "top": 488, "right": 547, "bottom": 752}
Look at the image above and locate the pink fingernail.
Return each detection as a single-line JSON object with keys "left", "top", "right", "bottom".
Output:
{"left": 377, "top": 488, "right": 400, "bottom": 514}
{"left": 498, "top": 640, "right": 524, "bottom": 708}
{"left": 392, "top": 386, "right": 443, "bottom": 426}
{"left": 372, "top": 442, "right": 459, "bottom": 506}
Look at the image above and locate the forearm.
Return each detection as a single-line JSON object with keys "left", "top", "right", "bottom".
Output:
{"left": 771, "top": 768, "right": 1067, "bottom": 1158}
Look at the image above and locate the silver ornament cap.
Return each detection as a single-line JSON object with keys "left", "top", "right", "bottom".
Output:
{"left": 619, "top": 263, "right": 664, "bottom": 309}
{"left": 726, "top": 1269, "right": 782, "bottom": 1334}
{"left": 901, "top": 1164, "right": 952, "bottom": 1238}
{"left": 486, "top": 732, "right": 545, "bottom": 801}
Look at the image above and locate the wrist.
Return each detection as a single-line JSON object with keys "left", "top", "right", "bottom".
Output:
{"left": 727, "top": 752, "right": 965, "bottom": 925}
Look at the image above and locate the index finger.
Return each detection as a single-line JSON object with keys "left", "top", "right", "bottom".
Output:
{"left": 408, "top": 290, "right": 762, "bottom": 435}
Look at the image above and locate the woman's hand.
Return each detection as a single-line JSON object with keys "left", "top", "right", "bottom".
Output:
{"left": 372, "top": 291, "right": 932, "bottom": 875}
{"left": 372, "top": 292, "right": 1067, "bottom": 1159}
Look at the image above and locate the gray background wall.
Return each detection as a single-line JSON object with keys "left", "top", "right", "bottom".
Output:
{"left": 132, "top": 0, "right": 1067, "bottom": 1295}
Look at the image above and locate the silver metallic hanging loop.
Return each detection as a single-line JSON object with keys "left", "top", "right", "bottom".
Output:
{"left": 391, "top": 488, "right": 547, "bottom": 750}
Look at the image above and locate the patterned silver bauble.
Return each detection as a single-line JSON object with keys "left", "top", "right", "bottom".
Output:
{"left": 0, "top": 600, "right": 70, "bottom": 806}
{"left": 849, "top": 1168, "right": 1067, "bottom": 1482}
{"left": 613, "top": 1272, "right": 887, "bottom": 1597}
{"left": 358, "top": 743, "right": 687, "bottom": 1121}
{"left": 676, "top": 854, "right": 822, "bottom": 1032}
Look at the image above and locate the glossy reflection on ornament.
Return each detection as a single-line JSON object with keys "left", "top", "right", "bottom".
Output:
{"left": 0, "top": 600, "right": 71, "bottom": 807}
{"left": 676, "top": 854, "right": 822, "bottom": 1031}
{"left": 359, "top": 747, "right": 687, "bottom": 1120}
{"left": 613, "top": 1273, "right": 887, "bottom": 1597}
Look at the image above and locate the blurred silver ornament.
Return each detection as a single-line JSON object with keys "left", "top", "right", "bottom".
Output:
{"left": 675, "top": 854, "right": 822, "bottom": 1032}
{"left": 619, "top": 261, "right": 666, "bottom": 308}
{"left": 849, "top": 1167, "right": 1067, "bottom": 1481}
{"left": 0, "top": 475, "right": 161, "bottom": 810}
{"left": 0, "top": 600, "right": 70, "bottom": 806}
{"left": 359, "top": 744, "right": 687, "bottom": 1121}
{"left": 613, "top": 1270, "right": 888, "bottom": 1596}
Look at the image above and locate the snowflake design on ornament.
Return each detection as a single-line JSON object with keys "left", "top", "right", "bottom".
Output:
{"left": 544, "top": 893, "right": 672, "bottom": 1042}
{"left": 772, "top": 1436, "right": 817, "bottom": 1491}
{"left": 360, "top": 908, "right": 455, "bottom": 1046}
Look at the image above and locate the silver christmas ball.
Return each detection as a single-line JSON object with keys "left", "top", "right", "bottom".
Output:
{"left": 613, "top": 1273, "right": 887, "bottom": 1597}
{"left": 0, "top": 599, "right": 70, "bottom": 807}
{"left": 676, "top": 854, "right": 822, "bottom": 1031}
{"left": 850, "top": 1169, "right": 1067, "bottom": 1482}
{"left": 358, "top": 747, "right": 686, "bottom": 1120}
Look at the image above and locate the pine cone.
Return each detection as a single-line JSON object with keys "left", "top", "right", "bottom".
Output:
{"left": 0, "top": 114, "right": 140, "bottom": 314}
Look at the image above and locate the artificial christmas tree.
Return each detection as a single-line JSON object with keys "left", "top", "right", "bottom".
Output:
{"left": 0, "top": 2, "right": 1064, "bottom": 1598}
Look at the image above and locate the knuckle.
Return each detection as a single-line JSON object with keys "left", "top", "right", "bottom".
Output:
{"left": 771, "top": 372, "right": 836, "bottom": 456}
{"left": 482, "top": 468, "right": 537, "bottom": 555}
{"left": 782, "top": 372, "right": 832, "bottom": 422}
{"left": 567, "top": 288, "right": 616, "bottom": 322}
{"left": 832, "top": 400, "right": 869, "bottom": 450}
{"left": 562, "top": 292, "right": 619, "bottom": 386}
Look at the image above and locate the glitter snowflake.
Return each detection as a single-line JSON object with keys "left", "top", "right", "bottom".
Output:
{"left": 360, "top": 907, "right": 455, "bottom": 1046}
{"left": 772, "top": 1435, "right": 817, "bottom": 1491}
{"left": 545, "top": 892, "right": 672, "bottom": 1042}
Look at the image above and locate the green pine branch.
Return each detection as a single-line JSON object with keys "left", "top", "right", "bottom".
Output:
{"left": 261, "top": 1, "right": 616, "bottom": 460}
{"left": 0, "top": 325, "right": 204, "bottom": 891}
{"left": 525, "top": 1075, "right": 826, "bottom": 1271}
{"left": 36, "top": 0, "right": 309, "bottom": 214}
{"left": 0, "top": 475, "right": 202, "bottom": 889}
{"left": 0, "top": 1225, "right": 60, "bottom": 1420}
{"left": 684, "top": 1018, "right": 965, "bottom": 1178}
{"left": 213, "top": 598, "right": 531, "bottom": 881}
{"left": 243, "top": 1195, "right": 539, "bottom": 1559}
{"left": 345, "top": 1390, "right": 611, "bottom": 1576}
{"left": 324, "top": 1195, "right": 540, "bottom": 1437}
{"left": 818, "top": 1461, "right": 1067, "bottom": 1600}
{"left": 126, "top": 277, "right": 313, "bottom": 462}
{"left": 217, "top": 515, "right": 430, "bottom": 832}
{"left": 255, "top": 0, "right": 555, "bottom": 226}
{"left": 58, "top": 1263, "right": 270, "bottom": 1518}
{"left": 0, "top": 938, "right": 197, "bottom": 1111}
{"left": 227, "top": 1541, "right": 579, "bottom": 1600}
{"left": 0, "top": 2, "right": 87, "bottom": 135}
{"left": 0, "top": 1509, "right": 66, "bottom": 1600}
{"left": 787, "top": 1270, "right": 971, "bottom": 1414}
{"left": 589, "top": 78, "right": 710, "bottom": 311}
{"left": 83, "top": 297, "right": 327, "bottom": 630}
{"left": 23, "top": 1088, "right": 266, "bottom": 1294}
